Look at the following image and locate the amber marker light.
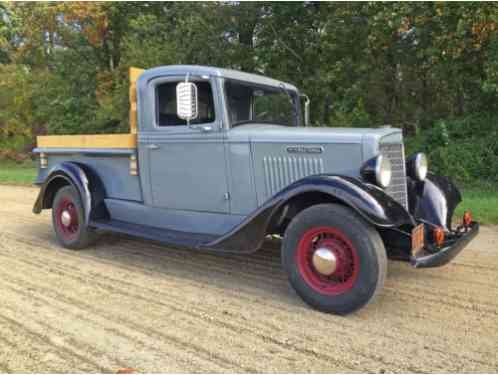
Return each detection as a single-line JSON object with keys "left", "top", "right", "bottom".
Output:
{"left": 433, "top": 227, "right": 445, "bottom": 247}
{"left": 463, "top": 211, "right": 473, "bottom": 227}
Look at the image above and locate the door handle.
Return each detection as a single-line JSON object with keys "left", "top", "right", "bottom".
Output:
{"left": 200, "top": 125, "right": 213, "bottom": 133}
{"left": 147, "top": 144, "right": 160, "bottom": 150}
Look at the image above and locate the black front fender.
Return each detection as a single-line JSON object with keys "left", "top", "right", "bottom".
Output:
{"left": 33, "top": 162, "right": 107, "bottom": 225}
{"left": 407, "top": 173, "right": 462, "bottom": 230}
{"left": 204, "top": 175, "right": 413, "bottom": 253}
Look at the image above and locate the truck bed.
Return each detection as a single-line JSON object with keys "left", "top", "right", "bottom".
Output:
{"left": 33, "top": 134, "right": 141, "bottom": 203}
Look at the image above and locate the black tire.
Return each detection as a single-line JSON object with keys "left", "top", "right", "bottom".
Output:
{"left": 282, "top": 203, "right": 387, "bottom": 315}
{"left": 52, "top": 185, "right": 96, "bottom": 250}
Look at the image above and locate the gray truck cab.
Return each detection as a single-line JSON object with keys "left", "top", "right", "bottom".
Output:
{"left": 137, "top": 65, "right": 305, "bottom": 216}
{"left": 33, "top": 65, "right": 479, "bottom": 315}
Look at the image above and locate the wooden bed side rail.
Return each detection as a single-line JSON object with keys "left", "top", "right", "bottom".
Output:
{"left": 36, "top": 133, "right": 137, "bottom": 149}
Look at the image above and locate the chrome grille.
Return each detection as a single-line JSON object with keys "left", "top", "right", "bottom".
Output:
{"left": 379, "top": 142, "right": 409, "bottom": 209}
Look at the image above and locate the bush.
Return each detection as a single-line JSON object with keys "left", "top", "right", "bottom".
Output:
{"left": 405, "top": 113, "right": 498, "bottom": 186}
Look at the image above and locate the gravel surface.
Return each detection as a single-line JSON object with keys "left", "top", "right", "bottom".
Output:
{"left": 0, "top": 185, "right": 497, "bottom": 373}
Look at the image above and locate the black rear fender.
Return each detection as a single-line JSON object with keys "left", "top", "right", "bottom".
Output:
{"left": 33, "top": 162, "right": 108, "bottom": 225}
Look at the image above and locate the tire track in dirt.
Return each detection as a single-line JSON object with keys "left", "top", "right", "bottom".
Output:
{"left": 0, "top": 256, "right": 399, "bottom": 372}
{"left": 0, "top": 286, "right": 140, "bottom": 372}
{"left": 0, "top": 277, "right": 248, "bottom": 373}
{"left": 4, "top": 222, "right": 498, "bottom": 323}
{"left": 2, "top": 209, "right": 496, "bottom": 285}
{"left": 115, "top": 237, "right": 498, "bottom": 314}
{"left": 2, "top": 226, "right": 498, "bottom": 340}
{"left": 5, "top": 225, "right": 498, "bottom": 348}
{"left": 0, "top": 212, "right": 287, "bottom": 278}
{"left": 0, "top": 251, "right": 363, "bottom": 372}
{"left": 0, "top": 246, "right": 273, "bottom": 372}
{"left": 2, "top": 185, "right": 498, "bottom": 372}
{"left": 0, "top": 312, "right": 107, "bottom": 373}
{"left": 0, "top": 322, "right": 89, "bottom": 373}
{"left": 0, "top": 234, "right": 498, "bottom": 372}
{"left": 4, "top": 212, "right": 498, "bottom": 301}
{"left": 17, "top": 256, "right": 498, "bottom": 371}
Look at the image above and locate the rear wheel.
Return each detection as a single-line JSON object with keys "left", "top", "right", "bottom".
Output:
{"left": 282, "top": 203, "right": 387, "bottom": 315}
{"left": 52, "top": 185, "right": 96, "bottom": 250}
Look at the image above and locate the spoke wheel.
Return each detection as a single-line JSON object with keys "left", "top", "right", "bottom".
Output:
{"left": 296, "top": 227, "right": 359, "bottom": 295}
{"left": 282, "top": 203, "right": 387, "bottom": 315}
{"left": 55, "top": 197, "right": 80, "bottom": 240}
{"left": 52, "top": 185, "right": 96, "bottom": 250}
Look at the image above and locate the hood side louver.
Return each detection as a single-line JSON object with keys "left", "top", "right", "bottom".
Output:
{"left": 263, "top": 156, "right": 324, "bottom": 199}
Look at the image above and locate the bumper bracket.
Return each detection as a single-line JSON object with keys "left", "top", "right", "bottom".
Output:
{"left": 410, "top": 222, "right": 479, "bottom": 268}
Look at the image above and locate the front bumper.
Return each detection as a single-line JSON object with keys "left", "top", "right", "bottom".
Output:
{"left": 410, "top": 222, "right": 479, "bottom": 268}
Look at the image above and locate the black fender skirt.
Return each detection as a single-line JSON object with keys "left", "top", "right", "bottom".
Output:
{"left": 204, "top": 175, "right": 414, "bottom": 253}
{"left": 33, "top": 162, "right": 107, "bottom": 225}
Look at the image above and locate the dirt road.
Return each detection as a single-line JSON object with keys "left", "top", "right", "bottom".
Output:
{"left": 0, "top": 185, "right": 497, "bottom": 373}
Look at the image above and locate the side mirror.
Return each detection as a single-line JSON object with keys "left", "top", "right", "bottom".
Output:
{"left": 176, "top": 82, "right": 198, "bottom": 122}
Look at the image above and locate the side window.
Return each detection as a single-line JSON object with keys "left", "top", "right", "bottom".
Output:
{"left": 156, "top": 81, "right": 216, "bottom": 126}
{"left": 253, "top": 92, "right": 294, "bottom": 125}
{"left": 225, "top": 81, "right": 252, "bottom": 124}
{"left": 224, "top": 80, "right": 297, "bottom": 127}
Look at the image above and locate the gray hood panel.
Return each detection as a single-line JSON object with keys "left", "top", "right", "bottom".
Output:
{"left": 228, "top": 124, "right": 401, "bottom": 144}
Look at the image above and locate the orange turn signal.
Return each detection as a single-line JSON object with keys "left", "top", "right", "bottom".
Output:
{"left": 463, "top": 211, "right": 472, "bottom": 227}
{"left": 433, "top": 227, "right": 445, "bottom": 247}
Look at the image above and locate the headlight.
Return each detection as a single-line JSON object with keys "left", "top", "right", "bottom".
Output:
{"left": 407, "top": 153, "right": 428, "bottom": 181}
{"left": 375, "top": 155, "right": 392, "bottom": 188}
{"left": 361, "top": 154, "right": 392, "bottom": 188}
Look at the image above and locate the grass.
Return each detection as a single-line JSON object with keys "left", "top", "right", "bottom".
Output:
{"left": 0, "top": 160, "right": 37, "bottom": 186}
{"left": 455, "top": 186, "right": 498, "bottom": 226}
{"left": 0, "top": 159, "right": 496, "bottom": 224}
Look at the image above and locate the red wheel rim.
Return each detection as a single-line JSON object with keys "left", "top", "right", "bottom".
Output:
{"left": 296, "top": 227, "right": 359, "bottom": 295}
{"left": 55, "top": 197, "right": 79, "bottom": 241}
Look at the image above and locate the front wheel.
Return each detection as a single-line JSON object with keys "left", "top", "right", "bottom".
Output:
{"left": 282, "top": 203, "right": 387, "bottom": 315}
{"left": 52, "top": 185, "right": 96, "bottom": 250}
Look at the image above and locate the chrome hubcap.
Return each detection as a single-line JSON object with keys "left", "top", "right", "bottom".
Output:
{"left": 61, "top": 210, "right": 72, "bottom": 227}
{"left": 312, "top": 248, "right": 337, "bottom": 276}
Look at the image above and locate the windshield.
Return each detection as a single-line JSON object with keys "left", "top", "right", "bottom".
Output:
{"left": 224, "top": 79, "right": 299, "bottom": 127}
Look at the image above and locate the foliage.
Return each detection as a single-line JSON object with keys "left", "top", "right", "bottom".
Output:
{"left": 0, "top": 2, "right": 497, "bottom": 183}
{"left": 454, "top": 187, "right": 498, "bottom": 225}
{"left": 405, "top": 113, "right": 498, "bottom": 185}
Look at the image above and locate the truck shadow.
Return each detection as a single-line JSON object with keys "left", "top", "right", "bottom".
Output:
{"left": 83, "top": 232, "right": 305, "bottom": 305}
{"left": 24, "top": 219, "right": 419, "bottom": 317}
{"left": 66, "top": 231, "right": 400, "bottom": 316}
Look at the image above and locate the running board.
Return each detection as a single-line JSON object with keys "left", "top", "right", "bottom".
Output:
{"left": 90, "top": 219, "right": 219, "bottom": 250}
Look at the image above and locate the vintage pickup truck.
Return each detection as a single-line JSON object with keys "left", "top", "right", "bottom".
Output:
{"left": 33, "top": 65, "right": 479, "bottom": 315}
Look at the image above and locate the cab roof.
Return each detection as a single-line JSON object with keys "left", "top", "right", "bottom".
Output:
{"left": 139, "top": 65, "right": 299, "bottom": 92}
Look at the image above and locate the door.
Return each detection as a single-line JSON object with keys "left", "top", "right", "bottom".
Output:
{"left": 145, "top": 75, "right": 229, "bottom": 213}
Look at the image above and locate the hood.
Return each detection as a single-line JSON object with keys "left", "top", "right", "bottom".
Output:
{"left": 227, "top": 124, "right": 402, "bottom": 145}
{"left": 229, "top": 124, "right": 405, "bottom": 206}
